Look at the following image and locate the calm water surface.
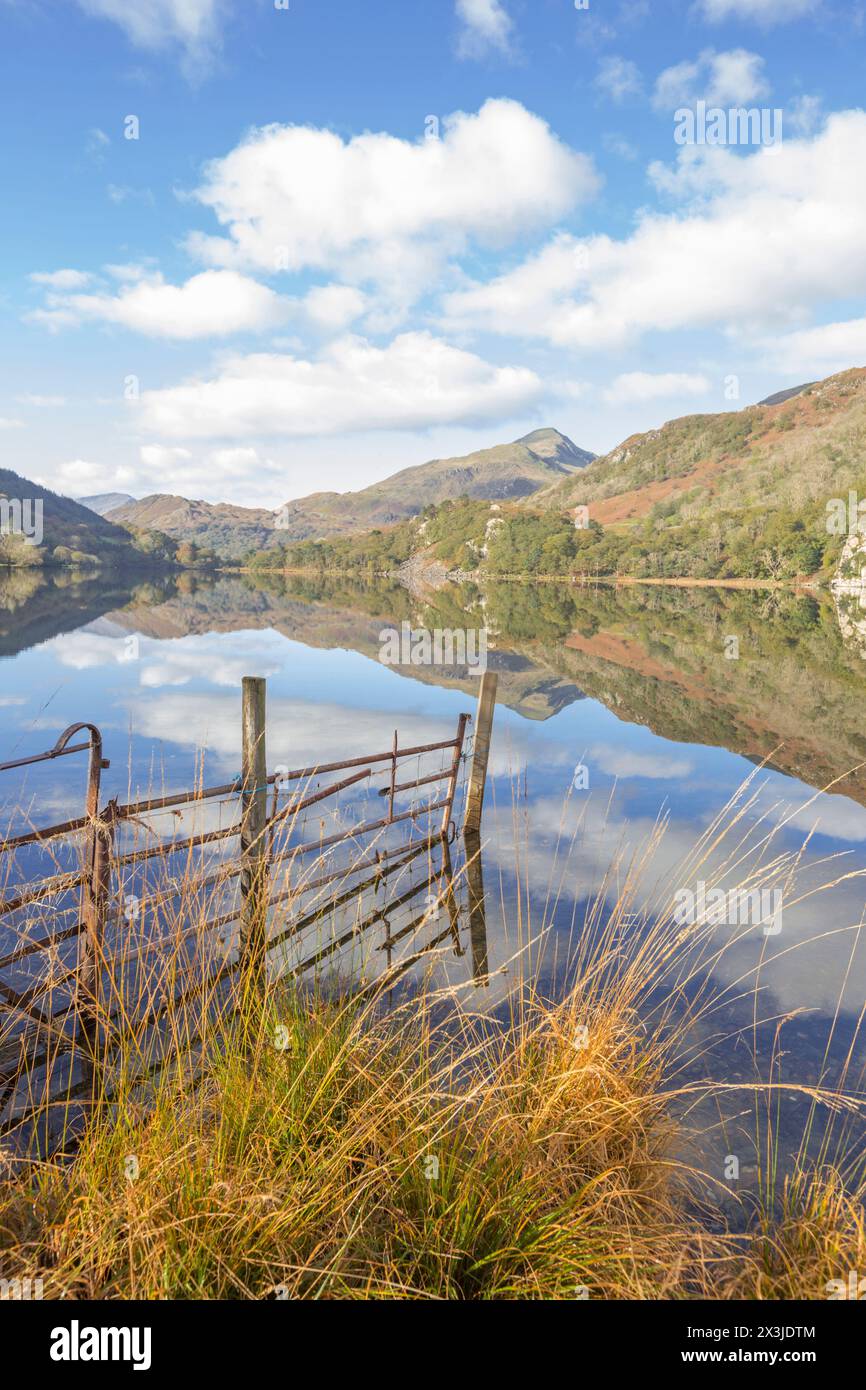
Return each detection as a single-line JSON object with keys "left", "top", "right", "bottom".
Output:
{"left": 2, "top": 570, "right": 865, "bottom": 1181}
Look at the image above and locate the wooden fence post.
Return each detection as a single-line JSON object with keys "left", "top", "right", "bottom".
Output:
{"left": 441, "top": 713, "right": 469, "bottom": 836}
{"left": 240, "top": 676, "right": 269, "bottom": 985}
{"left": 463, "top": 830, "right": 489, "bottom": 987}
{"left": 464, "top": 671, "right": 497, "bottom": 835}
{"left": 76, "top": 728, "right": 112, "bottom": 1097}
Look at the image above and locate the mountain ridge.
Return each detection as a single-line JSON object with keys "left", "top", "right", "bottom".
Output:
{"left": 258, "top": 367, "right": 866, "bottom": 584}
{"left": 0, "top": 468, "right": 174, "bottom": 570}
{"left": 99, "top": 427, "right": 593, "bottom": 559}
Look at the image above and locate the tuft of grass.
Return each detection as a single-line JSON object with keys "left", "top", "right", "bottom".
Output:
{"left": 0, "top": 980, "right": 703, "bottom": 1300}
{"left": 720, "top": 1168, "right": 866, "bottom": 1301}
{"left": 2, "top": 767, "right": 866, "bottom": 1300}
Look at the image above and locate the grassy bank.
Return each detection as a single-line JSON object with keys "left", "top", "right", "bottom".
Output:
{"left": 1, "top": 977, "right": 863, "bottom": 1299}
{"left": 1, "top": 779, "right": 864, "bottom": 1300}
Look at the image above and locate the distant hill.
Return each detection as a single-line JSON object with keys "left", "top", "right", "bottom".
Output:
{"left": 104, "top": 428, "right": 593, "bottom": 560}
{"left": 530, "top": 370, "right": 866, "bottom": 529}
{"left": 512, "top": 368, "right": 866, "bottom": 579}
{"left": 0, "top": 468, "right": 173, "bottom": 570}
{"left": 78, "top": 491, "right": 136, "bottom": 516}
{"left": 104, "top": 495, "right": 276, "bottom": 562}
{"left": 756, "top": 383, "right": 815, "bottom": 408}
{"left": 267, "top": 368, "right": 866, "bottom": 584}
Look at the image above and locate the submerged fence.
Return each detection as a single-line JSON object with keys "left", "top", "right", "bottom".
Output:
{"left": 0, "top": 672, "right": 498, "bottom": 1148}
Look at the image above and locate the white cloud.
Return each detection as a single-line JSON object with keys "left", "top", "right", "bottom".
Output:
{"left": 0, "top": 417, "right": 24, "bottom": 429}
{"left": 53, "top": 459, "right": 137, "bottom": 492}
{"left": 17, "top": 394, "right": 67, "bottom": 407}
{"left": 455, "top": 0, "right": 514, "bottom": 58}
{"left": 594, "top": 55, "right": 643, "bottom": 104}
{"left": 137, "top": 332, "right": 544, "bottom": 440}
{"left": 140, "top": 445, "right": 193, "bottom": 470}
{"left": 301, "top": 284, "right": 367, "bottom": 332}
{"left": 30, "top": 270, "right": 289, "bottom": 340}
{"left": 122, "top": 683, "right": 494, "bottom": 787}
{"left": 186, "top": 100, "right": 598, "bottom": 315}
{"left": 654, "top": 48, "right": 770, "bottom": 110}
{"left": 762, "top": 317, "right": 866, "bottom": 377}
{"left": 104, "top": 262, "right": 156, "bottom": 283}
{"left": 76, "top": 0, "right": 227, "bottom": 71}
{"left": 602, "top": 132, "right": 639, "bottom": 160}
{"left": 589, "top": 744, "right": 694, "bottom": 779}
{"left": 30, "top": 269, "right": 92, "bottom": 290}
{"left": 696, "top": 0, "right": 815, "bottom": 23}
{"left": 788, "top": 94, "right": 824, "bottom": 136}
{"left": 441, "top": 113, "right": 866, "bottom": 353}
{"left": 134, "top": 445, "right": 278, "bottom": 500}
{"left": 603, "top": 372, "right": 711, "bottom": 404}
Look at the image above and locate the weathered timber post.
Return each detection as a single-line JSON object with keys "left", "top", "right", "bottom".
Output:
{"left": 441, "top": 713, "right": 469, "bottom": 836}
{"left": 240, "top": 676, "right": 269, "bottom": 987}
{"left": 464, "top": 671, "right": 497, "bottom": 835}
{"left": 463, "top": 830, "right": 489, "bottom": 987}
{"left": 72, "top": 724, "right": 111, "bottom": 1098}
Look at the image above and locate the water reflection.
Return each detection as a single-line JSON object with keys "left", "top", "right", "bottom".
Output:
{"left": 2, "top": 567, "right": 866, "bottom": 1173}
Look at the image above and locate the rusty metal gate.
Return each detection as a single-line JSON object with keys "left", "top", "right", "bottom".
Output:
{"left": 0, "top": 702, "right": 473, "bottom": 1149}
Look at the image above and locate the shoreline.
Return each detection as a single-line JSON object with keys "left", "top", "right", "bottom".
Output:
{"left": 230, "top": 563, "right": 827, "bottom": 593}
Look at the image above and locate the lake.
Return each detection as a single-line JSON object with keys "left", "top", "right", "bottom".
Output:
{"left": 2, "top": 568, "right": 866, "bottom": 1186}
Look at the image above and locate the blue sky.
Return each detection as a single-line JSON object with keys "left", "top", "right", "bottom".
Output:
{"left": 1, "top": 0, "right": 865, "bottom": 508}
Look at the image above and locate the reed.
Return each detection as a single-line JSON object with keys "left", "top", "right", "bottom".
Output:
{"left": 0, "top": 767, "right": 864, "bottom": 1300}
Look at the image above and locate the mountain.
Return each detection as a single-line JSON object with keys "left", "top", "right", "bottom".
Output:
{"left": 271, "top": 428, "right": 592, "bottom": 541}
{"left": 104, "top": 495, "right": 276, "bottom": 561}
{"left": 531, "top": 368, "right": 866, "bottom": 525}
{"left": 77, "top": 491, "right": 136, "bottom": 516}
{"left": 274, "top": 368, "right": 866, "bottom": 584}
{"left": 0, "top": 468, "right": 173, "bottom": 570}
{"left": 503, "top": 366, "right": 866, "bottom": 579}
{"left": 103, "top": 428, "right": 593, "bottom": 559}
{"left": 756, "top": 383, "right": 816, "bottom": 408}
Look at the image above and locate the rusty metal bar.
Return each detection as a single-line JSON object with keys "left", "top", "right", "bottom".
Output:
{"left": 0, "top": 723, "right": 108, "bottom": 858}
{"left": 360, "top": 922, "right": 458, "bottom": 998}
{"left": 0, "top": 920, "right": 83, "bottom": 972}
{"left": 282, "top": 873, "right": 436, "bottom": 967}
{"left": 0, "top": 869, "right": 86, "bottom": 918}
{"left": 0, "top": 721, "right": 109, "bottom": 774}
{"left": 267, "top": 842, "right": 433, "bottom": 948}
{"left": 109, "top": 734, "right": 461, "bottom": 822}
{"left": 0, "top": 741, "right": 92, "bottom": 772}
{"left": 266, "top": 836, "right": 435, "bottom": 909}
{"left": 375, "top": 904, "right": 440, "bottom": 952}
{"left": 77, "top": 793, "right": 116, "bottom": 1069}
{"left": 265, "top": 736, "right": 461, "bottom": 788}
{"left": 0, "top": 736, "right": 461, "bottom": 853}
{"left": 115, "top": 779, "right": 243, "bottom": 820}
{"left": 112, "top": 821, "right": 242, "bottom": 869}
{"left": 270, "top": 766, "right": 372, "bottom": 828}
{"left": 378, "top": 768, "right": 449, "bottom": 798}
{"left": 269, "top": 798, "right": 450, "bottom": 865}
{"left": 0, "top": 959, "right": 79, "bottom": 1013}
{"left": 0, "top": 814, "right": 89, "bottom": 855}
{"left": 108, "top": 861, "right": 240, "bottom": 919}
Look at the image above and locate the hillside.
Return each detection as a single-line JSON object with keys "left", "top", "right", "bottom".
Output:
{"left": 532, "top": 368, "right": 866, "bottom": 529}
{"left": 0, "top": 468, "right": 177, "bottom": 571}
{"left": 77, "top": 492, "right": 135, "bottom": 516}
{"left": 259, "top": 368, "right": 866, "bottom": 583}
{"left": 103, "top": 428, "right": 593, "bottom": 559}
{"left": 104, "top": 495, "right": 276, "bottom": 562}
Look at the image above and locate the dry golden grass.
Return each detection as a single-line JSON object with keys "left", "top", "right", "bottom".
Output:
{"left": 1, "top": 767, "right": 865, "bottom": 1300}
